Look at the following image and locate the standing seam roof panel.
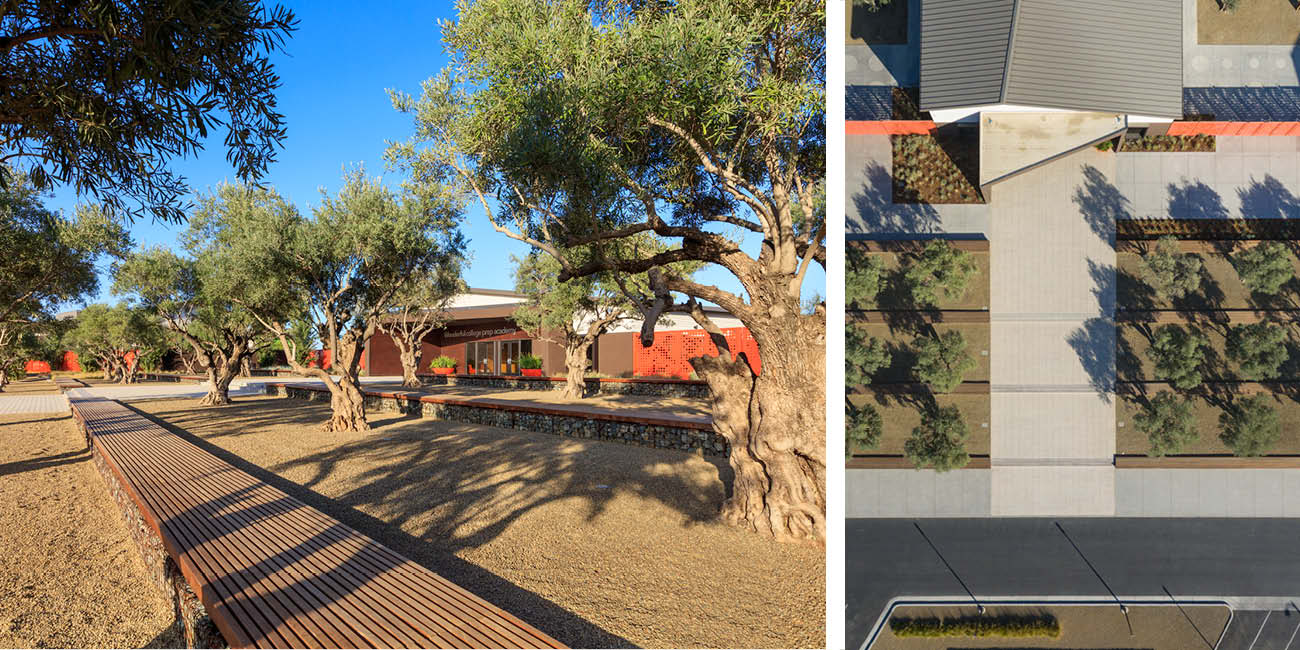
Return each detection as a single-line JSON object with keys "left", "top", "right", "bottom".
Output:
{"left": 919, "top": 0, "right": 1017, "bottom": 110}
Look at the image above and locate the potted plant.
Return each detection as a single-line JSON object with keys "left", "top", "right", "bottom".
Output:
{"left": 429, "top": 356, "right": 457, "bottom": 375}
{"left": 519, "top": 353, "right": 543, "bottom": 377}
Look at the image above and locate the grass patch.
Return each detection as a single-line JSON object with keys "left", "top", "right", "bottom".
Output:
{"left": 848, "top": 390, "right": 990, "bottom": 456}
{"left": 892, "top": 131, "right": 984, "bottom": 205}
{"left": 851, "top": 250, "right": 991, "bottom": 311}
{"left": 1198, "top": 0, "right": 1300, "bottom": 44}
{"left": 1117, "top": 250, "right": 1300, "bottom": 311}
{"left": 846, "top": 0, "right": 907, "bottom": 45}
{"left": 1117, "top": 390, "right": 1300, "bottom": 455}
{"left": 853, "top": 320, "right": 990, "bottom": 383}
{"left": 1120, "top": 134, "right": 1216, "bottom": 152}
{"left": 889, "top": 613, "right": 1060, "bottom": 638}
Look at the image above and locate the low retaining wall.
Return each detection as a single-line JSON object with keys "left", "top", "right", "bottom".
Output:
{"left": 846, "top": 456, "right": 991, "bottom": 470}
{"left": 69, "top": 401, "right": 222, "bottom": 648}
{"left": 266, "top": 383, "right": 728, "bottom": 457}
{"left": 1116, "top": 455, "right": 1300, "bottom": 468}
{"left": 418, "top": 374, "right": 711, "bottom": 399}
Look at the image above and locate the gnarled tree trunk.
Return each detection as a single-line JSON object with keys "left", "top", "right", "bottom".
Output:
{"left": 398, "top": 346, "right": 421, "bottom": 388}
{"left": 200, "top": 362, "right": 239, "bottom": 406}
{"left": 325, "top": 375, "right": 369, "bottom": 432}
{"left": 690, "top": 305, "right": 825, "bottom": 544}
{"left": 561, "top": 340, "right": 592, "bottom": 400}
{"left": 0, "top": 368, "right": 8, "bottom": 391}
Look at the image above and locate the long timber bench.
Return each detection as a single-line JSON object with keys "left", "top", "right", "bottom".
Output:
{"left": 68, "top": 394, "right": 564, "bottom": 649}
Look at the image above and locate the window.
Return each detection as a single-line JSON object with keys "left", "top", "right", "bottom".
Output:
{"left": 466, "top": 339, "right": 531, "bottom": 375}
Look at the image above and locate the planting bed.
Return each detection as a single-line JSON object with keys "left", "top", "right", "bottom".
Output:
{"left": 873, "top": 603, "right": 1229, "bottom": 649}
{"left": 850, "top": 250, "right": 991, "bottom": 311}
{"left": 1116, "top": 321, "right": 1300, "bottom": 382}
{"left": 892, "top": 132, "right": 984, "bottom": 205}
{"left": 847, "top": 390, "right": 990, "bottom": 457}
{"left": 1117, "top": 249, "right": 1300, "bottom": 311}
{"left": 853, "top": 321, "right": 991, "bottom": 384}
{"left": 1118, "top": 390, "right": 1300, "bottom": 455}
{"left": 1117, "top": 134, "right": 1216, "bottom": 152}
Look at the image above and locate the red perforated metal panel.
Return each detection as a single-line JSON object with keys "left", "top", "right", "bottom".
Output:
{"left": 845, "top": 120, "right": 936, "bottom": 135}
{"left": 633, "top": 328, "right": 760, "bottom": 379}
{"left": 1167, "top": 121, "right": 1300, "bottom": 136}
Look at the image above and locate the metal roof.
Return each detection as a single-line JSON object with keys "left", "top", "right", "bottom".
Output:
{"left": 920, "top": 0, "right": 1184, "bottom": 118}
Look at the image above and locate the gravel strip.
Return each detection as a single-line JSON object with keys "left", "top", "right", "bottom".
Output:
{"left": 0, "top": 412, "right": 177, "bottom": 648}
{"left": 132, "top": 396, "right": 825, "bottom": 649}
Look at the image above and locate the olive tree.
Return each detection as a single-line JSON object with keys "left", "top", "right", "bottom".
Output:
{"left": 846, "top": 248, "right": 884, "bottom": 309}
{"left": 1134, "top": 390, "right": 1198, "bottom": 457}
{"left": 0, "top": 170, "right": 130, "bottom": 389}
{"left": 845, "top": 400, "right": 882, "bottom": 459}
{"left": 1147, "top": 324, "right": 1209, "bottom": 390}
{"left": 113, "top": 245, "right": 274, "bottom": 405}
{"left": 1226, "top": 322, "right": 1289, "bottom": 381}
{"left": 846, "top": 324, "right": 890, "bottom": 388}
{"left": 913, "top": 330, "right": 976, "bottom": 393}
{"left": 903, "top": 241, "right": 976, "bottom": 308}
{"left": 1141, "top": 236, "right": 1202, "bottom": 300}
{"left": 0, "top": 0, "right": 297, "bottom": 223}
{"left": 201, "top": 175, "right": 463, "bottom": 432}
{"left": 377, "top": 267, "right": 465, "bottom": 388}
{"left": 64, "top": 303, "right": 162, "bottom": 383}
{"left": 389, "top": 0, "right": 826, "bottom": 540}
{"left": 904, "top": 405, "right": 969, "bottom": 472}
{"left": 1233, "top": 241, "right": 1294, "bottom": 296}
{"left": 1219, "top": 395, "right": 1281, "bottom": 456}
{"left": 512, "top": 250, "right": 640, "bottom": 399}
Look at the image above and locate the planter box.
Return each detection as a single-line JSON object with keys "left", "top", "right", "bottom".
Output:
{"left": 431, "top": 367, "right": 456, "bottom": 375}
{"left": 521, "top": 369, "right": 543, "bottom": 377}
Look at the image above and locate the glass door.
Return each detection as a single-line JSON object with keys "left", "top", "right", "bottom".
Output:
{"left": 467, "top": 342, "right": 496, "bottom": 374}
{"left": 499, "top": 340, "right": 531, "bottom": 375}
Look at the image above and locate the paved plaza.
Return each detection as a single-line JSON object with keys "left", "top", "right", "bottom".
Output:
{"left": 0, "top": 394, "right": 69, "bottom": 415}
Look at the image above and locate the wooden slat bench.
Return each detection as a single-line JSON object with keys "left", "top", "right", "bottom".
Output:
{"left": 68, "top": 395, "right": 564, "bottom": 649}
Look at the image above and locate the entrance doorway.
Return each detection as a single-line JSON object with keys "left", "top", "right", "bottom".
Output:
{"left": 466, "top": 339, "right": 532, "bottom": 375}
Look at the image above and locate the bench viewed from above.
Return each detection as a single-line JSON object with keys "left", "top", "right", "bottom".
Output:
{"left": 69, "top": 395, "right": 565, "bottom": 649}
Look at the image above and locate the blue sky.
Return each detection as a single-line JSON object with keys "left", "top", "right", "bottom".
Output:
{"left": 47, "top": 0, "right": 823, "bottom": 311}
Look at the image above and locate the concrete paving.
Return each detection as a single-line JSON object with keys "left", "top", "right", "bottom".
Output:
{"left": 988, "top": 148, "right": 1118, "bottom": 515}
{"left": 845, "top": 469, "right": 991, "bottom": 518}
{"left": 1114, "top": 136, "right": 1300, "bottom": 219}
{"left": 1116, "top": 469, "right": 1300, "bottom": 518}
{"left": 1182, "top": 0, "right": 1300, "bottom": 87}
{"left": 0, "top": 394, "right": 69, "bottom": 415}
{"left": 845, "top": 134, "right": 990, "bottom": 238}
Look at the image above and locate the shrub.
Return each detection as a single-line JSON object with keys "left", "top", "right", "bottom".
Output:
{"left": 1233, "top": 241, "right": 1294, "bottom": 296}
{"left": 1147, "top": 324, "right": 1209, "bottom": 390}
{"left": 890, "top": 613, "right": 1060, "bottom": 638}
{"left": 1220, "top": 395, "right": 1281, "bottom": 456}
{"left": 519, "top": 353, "right": 543, "bottom": 370}
{"left": 429, "top": 355, "right": 457, "bottom": 369}
{"left": 846, "top": 401, "right": 883, "bottom": 459}
{"left": 1226, "top": 322, "right": 1289, "bottom": 380}
{"left": 913, "top": 330, "right": 976, "bottom": 393}
{"left": 1141, "top": 236, "right": 1203, "bottom": 300}
{"left": 904, "top": 405, "right": 969, "bottom": 472}
{"left": 1135, "top": 390, "right": 1198, "bottom": 457}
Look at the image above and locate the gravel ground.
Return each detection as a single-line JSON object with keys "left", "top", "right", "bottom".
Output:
{"left": 132, "top": 395, "right": 825, "bottom": 649}
{"left": 363, "top": 382, "right": 712, "bottom": 419}
{"left": 0, "top": 412, "right": 177, "bottom": 648}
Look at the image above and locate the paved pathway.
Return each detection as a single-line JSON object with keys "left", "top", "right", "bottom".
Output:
{"left": 0, "top": 394, "right": 69, "bottom": 415}
{"left": 1182, "top": 0, "right": 1300, "bottom": 87}
{"left": 1115, "top": 136, "right": 1300, "bottom": 219}
{"left": 987, "top": 148, "right": 1118, "bottom": 516}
